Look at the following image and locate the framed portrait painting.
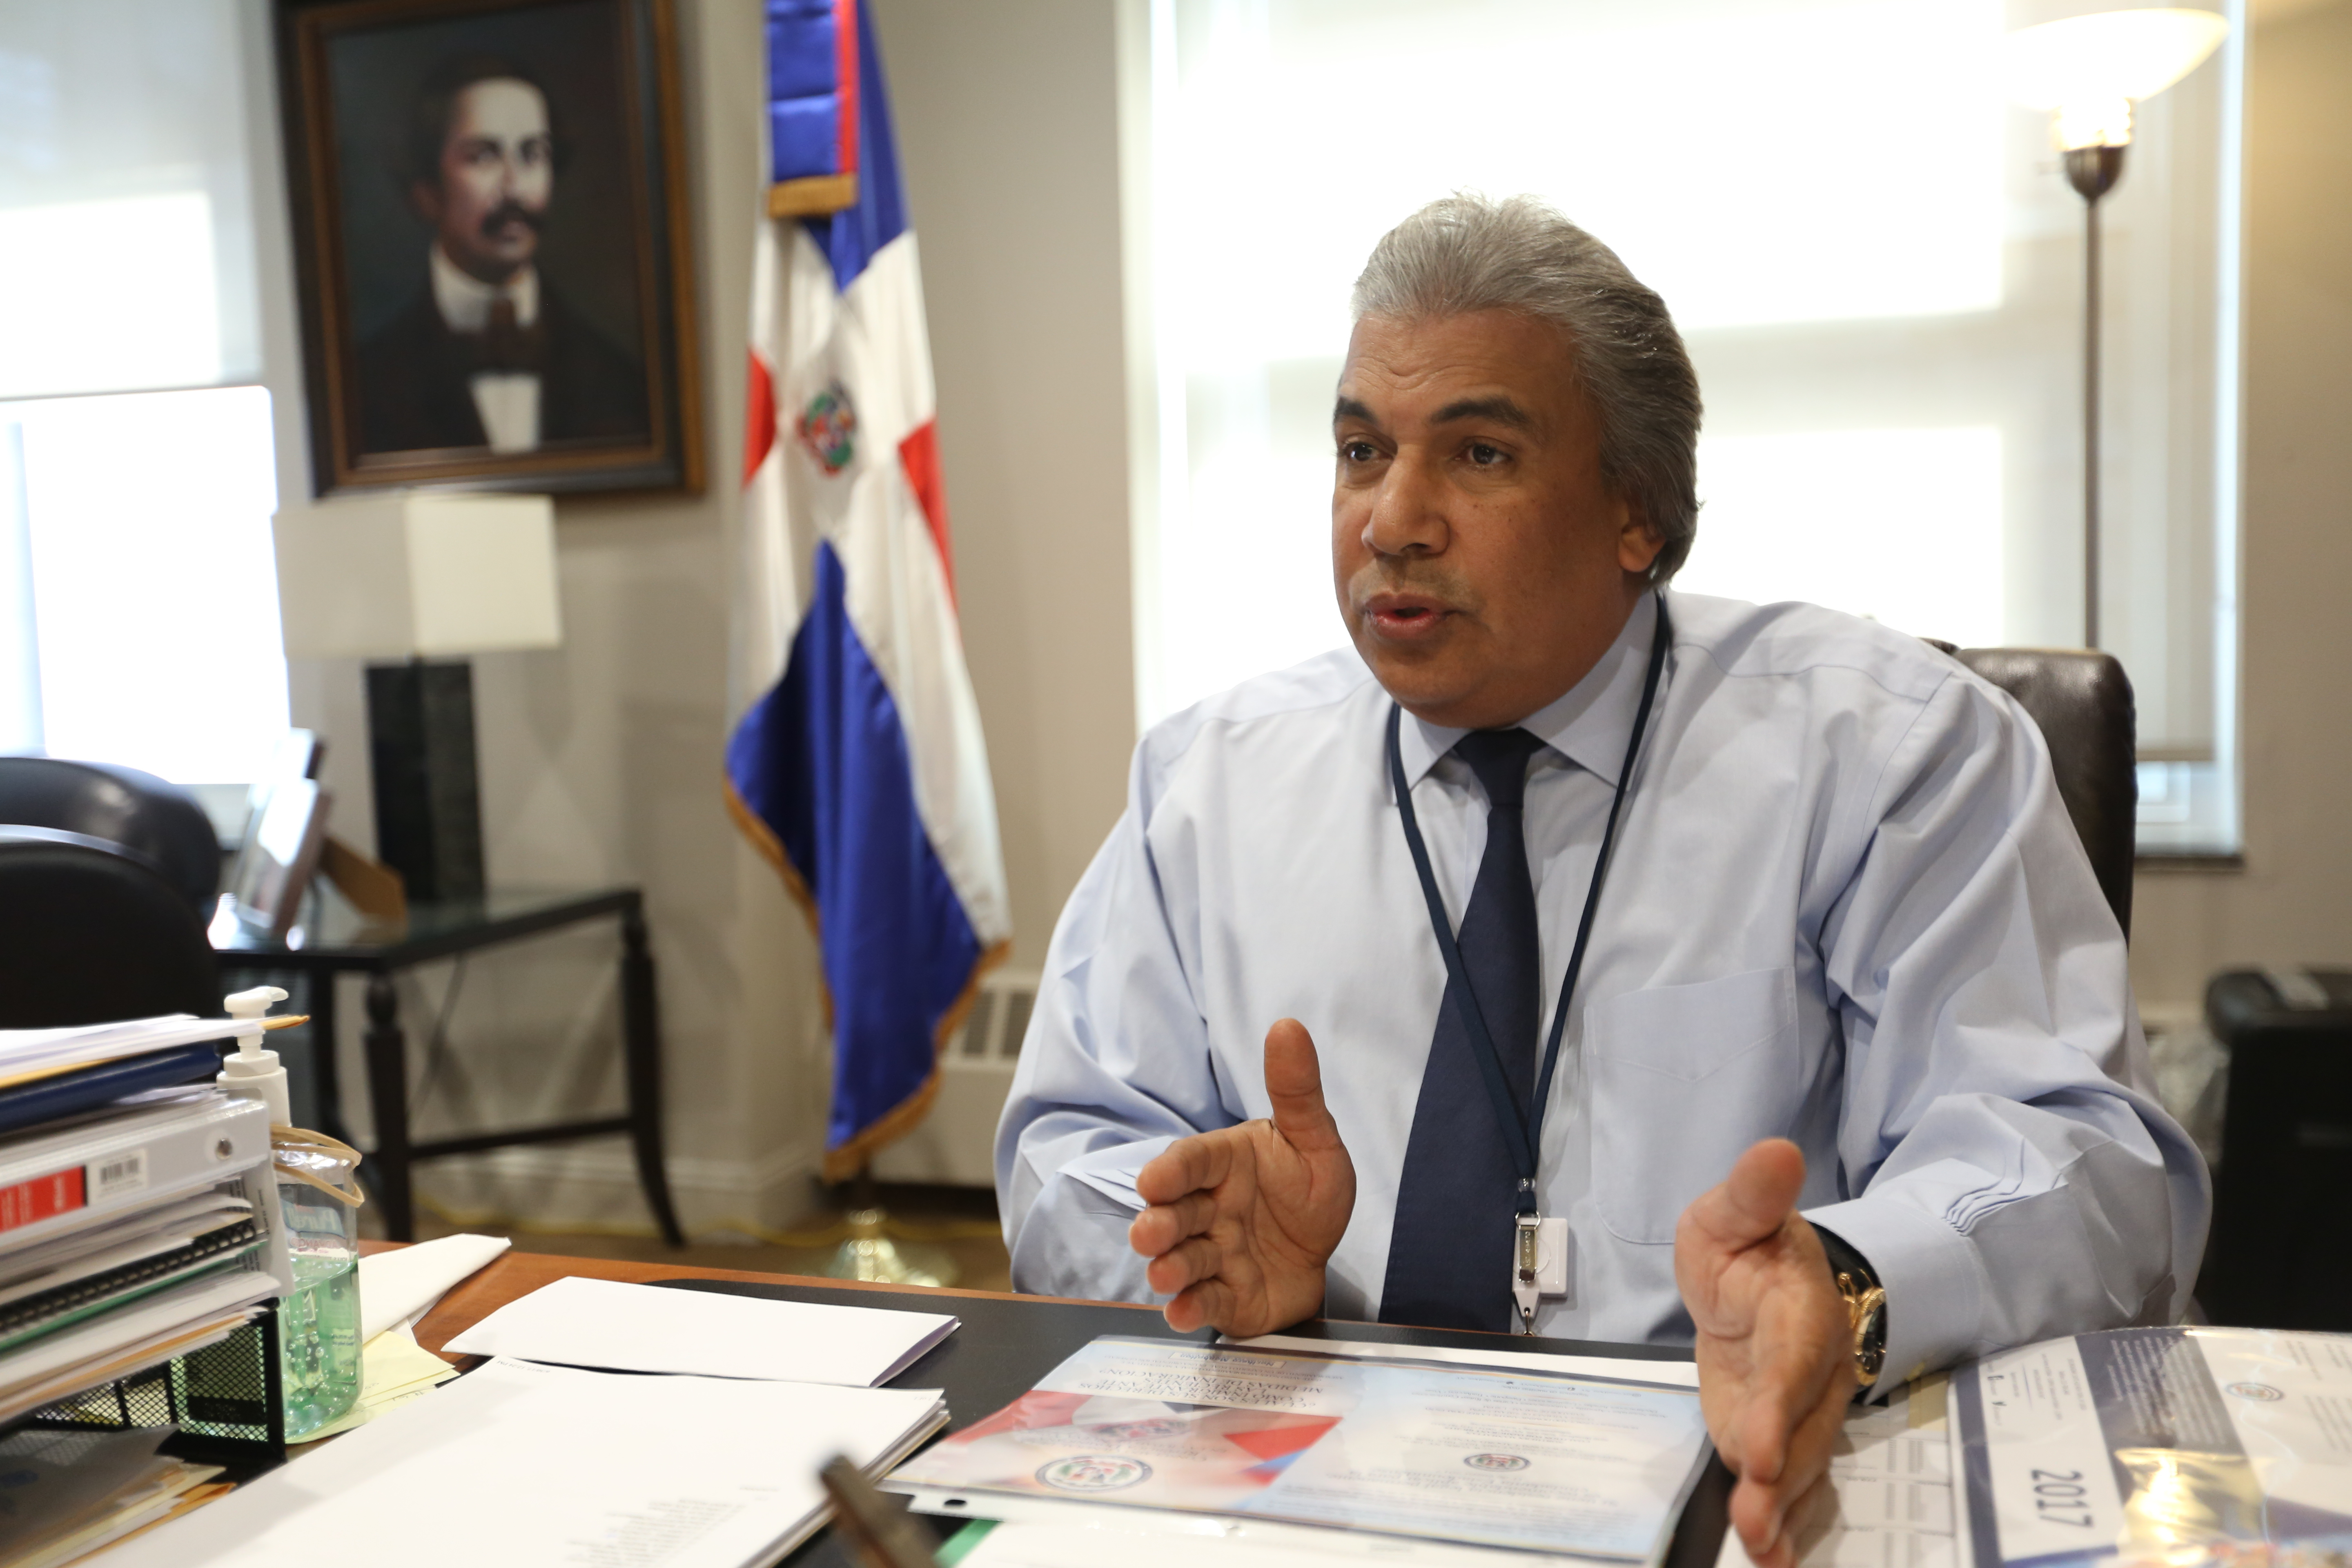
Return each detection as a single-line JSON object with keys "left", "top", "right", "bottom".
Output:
{"left": 277, "top": 0, "right": 702, "bottom": 496}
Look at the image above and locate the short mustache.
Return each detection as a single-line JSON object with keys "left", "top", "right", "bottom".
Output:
{"left": 479, "top": 201, "right": 545, "bottom": 239}
{"left": 1348, "top": 564, "right": 1475, "bottom": 614}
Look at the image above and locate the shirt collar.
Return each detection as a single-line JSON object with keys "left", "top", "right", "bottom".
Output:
{"left": 1395, "top": 588, "right": 1664, "bottom": 789}
{"left": 429, "top": 244, "right": 540, "bottom": 334}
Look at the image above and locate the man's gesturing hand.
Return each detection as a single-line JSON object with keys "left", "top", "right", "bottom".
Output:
{"left": 1127, "top": 1018, "right": 1356, "bottom": 1336}
{"left": 1676, "top": 1139, "right": 1855, "bottom": 1568}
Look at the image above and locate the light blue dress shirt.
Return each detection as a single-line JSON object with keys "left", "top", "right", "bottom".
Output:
{"left": 996, "top": 590, "right": 2210, "bottom": 1382}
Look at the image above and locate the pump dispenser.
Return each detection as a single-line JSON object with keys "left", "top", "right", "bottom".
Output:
{"left": 218, "top": 985, "right": 293, "bottom": 1125}
{"left": 214, "top": 985, "right": 366, "bottom": 1438}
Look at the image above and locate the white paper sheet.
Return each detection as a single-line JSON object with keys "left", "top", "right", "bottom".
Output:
{"left": 1715, "top": 1378, "right": 1958, "bottom": 1568}
{"left": 960, "top": 1515, "right": 1617, "bottom": 1567}
{"left": 442, "top": 1274, "right": 960, "bottom": 1385}
{"left": 100, "top": 1357, "right": 949, "bottom": 1568}
{"left": 354, "top": 1232, "right": 510, "bottom": 1341}
{"left": 1228, "top": 1332, "right": 1701, "bottom": 1389}
{"left": 0, "top": 1016, "right": 245, "bottom": 1079}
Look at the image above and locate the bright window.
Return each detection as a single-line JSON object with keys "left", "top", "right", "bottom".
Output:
{"left": 1675, "top": 429, "right": 2006, "bottom": 649}
{"left": 0, "top": 0, "right": 289, "bottom": 791}
{"left": 0, "top": 194, "right": 227, "bottom": 399}
{"left": 1131, "top": 0, "right": 2243, "bottom": 853}
{"left": 2, "top": 388, "right": 289, "bottom": 784}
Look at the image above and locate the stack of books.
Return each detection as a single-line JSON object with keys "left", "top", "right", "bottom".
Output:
{"left": 0, "top": 1017, "right": 287, "bottom": 1429}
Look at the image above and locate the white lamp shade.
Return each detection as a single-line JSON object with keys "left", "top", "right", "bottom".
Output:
{"left": 2005, "top": 9, "right": 2229, "bottom": 119}
{"left": 274, "top": 492, "right": 563, "bottom": 660}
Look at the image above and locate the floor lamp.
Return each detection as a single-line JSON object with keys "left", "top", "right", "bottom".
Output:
{"left": 2005, "top": 7, "right": 2228, "bottom": 650}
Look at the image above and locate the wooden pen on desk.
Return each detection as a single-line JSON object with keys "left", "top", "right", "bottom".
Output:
{"left": 820, "top": 1457, "right": 940, "bottom": 1568}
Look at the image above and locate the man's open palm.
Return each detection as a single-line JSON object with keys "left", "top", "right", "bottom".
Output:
{"left": 1128, "top": 1019, "right": 1356, "bottom": 1335}
{"left": 1677, "top": 1139, "right": 1855, "bottom": 1568}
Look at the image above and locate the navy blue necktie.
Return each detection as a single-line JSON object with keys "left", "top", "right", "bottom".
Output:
{"left": 1381, "top": 727, "right": 1547, "bottom": 1332}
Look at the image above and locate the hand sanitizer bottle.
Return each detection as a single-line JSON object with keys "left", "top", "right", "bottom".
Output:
{"left": 219, "top": 986, "right": 366, "bottom": 1440}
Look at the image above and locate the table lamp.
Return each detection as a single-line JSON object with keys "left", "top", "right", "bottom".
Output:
{"left": 273, "top": 492, "right": 562, "bottom": 903}
{"left": 2004, "top": 5, "right": 2227, "bottom": 648}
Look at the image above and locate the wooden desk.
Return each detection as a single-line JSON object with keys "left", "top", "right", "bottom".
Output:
{"left": 371, "top": 1248, "right": 1731, "bottom": 1568}
{"left": 403, "top": 1249, "right": 1136, "bottom": 1363}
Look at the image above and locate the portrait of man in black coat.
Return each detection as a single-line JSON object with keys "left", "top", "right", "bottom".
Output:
{"left": 353, "top": 54, "right": 649, "bottom": 457}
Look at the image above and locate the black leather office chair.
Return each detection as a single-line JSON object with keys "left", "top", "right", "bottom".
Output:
{"left": 0, "top": 757, "right": 222, "bottom": 918}
{"left": 0, "top": 827, "right": 221, "bottom": 1025}
{"left": 1925, "top": 645, "right": 2136, "bottom": 938}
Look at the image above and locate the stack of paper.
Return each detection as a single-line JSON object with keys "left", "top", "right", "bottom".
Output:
{"left": 99, "top": 1357, "right": 951, "bottom": 1568}
{"left": 0, "top": 1089, "right": 281, "bottom": 1426}
{"left": 0, "top": 1424, "right": 229, "bottom": 1568}
{"left": 443, "top": 1274, "right": 960, "bottom": 1384}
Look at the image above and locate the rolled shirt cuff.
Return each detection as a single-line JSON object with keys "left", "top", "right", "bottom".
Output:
{"left": 1803, "top": 1193, "right": 1983, "bottom": 1391}
{"left": 1058, "top": 1136, "right": 1177, "bottom": 1211}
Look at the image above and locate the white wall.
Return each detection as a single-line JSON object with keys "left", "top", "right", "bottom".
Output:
{"left": 869, "top": 0, "right": 1137, "bottom": 971}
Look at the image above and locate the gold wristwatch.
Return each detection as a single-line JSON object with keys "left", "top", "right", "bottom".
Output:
{"left": 1819, "top": 1228, "right": 1887, "bottom": 1393}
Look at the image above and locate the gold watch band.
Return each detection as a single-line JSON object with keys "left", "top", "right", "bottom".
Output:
{"left": 1836, "top": 1270, "right": 1887, "bottom": 1391}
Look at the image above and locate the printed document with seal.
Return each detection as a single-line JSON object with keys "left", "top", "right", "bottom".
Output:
{"left": 885, "top": 1336, "right": 1712, "bottom": 1561}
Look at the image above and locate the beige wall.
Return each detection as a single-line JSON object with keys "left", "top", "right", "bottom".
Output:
{"left": 2132, "top": 0, "right": 2352, "bottom": 1011}
{"left": 870, "top": 0, "right": 1137, "bottom": 971}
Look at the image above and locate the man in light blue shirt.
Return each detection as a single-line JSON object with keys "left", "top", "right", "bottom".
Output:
{"left": 996, "top": 194, "right": 2208, "bottom": 1568}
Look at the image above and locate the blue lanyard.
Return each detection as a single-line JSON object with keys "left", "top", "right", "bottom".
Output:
{"left": 1383, "top": 594, "right": 1672, "bottom": 1215}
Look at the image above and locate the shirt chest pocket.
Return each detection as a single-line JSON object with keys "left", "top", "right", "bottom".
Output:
{"left": 1585, "top": 967, "right": 1802, "bottom": 1244}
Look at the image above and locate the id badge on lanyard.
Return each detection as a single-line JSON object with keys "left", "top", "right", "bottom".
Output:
{"left": 1387, "top": 595, "right": 1672, "bottom": 1333}
{"left": 1514, "top": 1214, "right": 1572, "bottom": 1325}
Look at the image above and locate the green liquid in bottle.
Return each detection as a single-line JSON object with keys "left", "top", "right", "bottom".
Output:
{"left": 279, "top": 1249, "right": 362, "bottom": 1440}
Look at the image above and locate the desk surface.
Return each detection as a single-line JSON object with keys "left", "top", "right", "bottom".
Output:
{"left": 392, "top": 1250, "right": 1731, "bottom": 1568}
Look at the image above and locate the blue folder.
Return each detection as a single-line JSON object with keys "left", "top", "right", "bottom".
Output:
{"left": 0, "top": 1044, "right": 225, "bottom": 1138}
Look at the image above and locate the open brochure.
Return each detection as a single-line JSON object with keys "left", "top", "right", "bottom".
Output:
{"left": 1954, "top": 1325, "right": 2352, "bottom": 1568}
{"left": 885, "top": 1335, "right": 1714, "bottom": 1561}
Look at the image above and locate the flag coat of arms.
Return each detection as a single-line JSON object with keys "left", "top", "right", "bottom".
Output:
{"left": 730, "top": 0, "right": 1009, "bottom": 1179}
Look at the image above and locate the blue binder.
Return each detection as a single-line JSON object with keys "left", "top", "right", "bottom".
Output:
{"left": 0, "top": 1044, "right": 225, "bottom": 1138}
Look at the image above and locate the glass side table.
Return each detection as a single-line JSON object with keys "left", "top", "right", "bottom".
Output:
{"left": 215, "top": 886, "right": 683, "bottom": 1246}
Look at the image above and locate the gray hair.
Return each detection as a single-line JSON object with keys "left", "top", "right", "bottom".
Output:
{"left": 1350, "top": 194, "right": 1702, "bottom": 580}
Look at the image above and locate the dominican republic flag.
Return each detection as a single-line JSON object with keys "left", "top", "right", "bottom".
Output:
{"left": 728, "top": 0, "right": 1010, "bottom": 1181}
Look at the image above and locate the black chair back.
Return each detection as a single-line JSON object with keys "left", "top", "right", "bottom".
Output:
{"left": 0, "top": 828, "right": 220, "bottom": 1025}
{"left": 2200, "top": 968, "right": 2352, "bottom": 1331}
{"left": 1928, "top": 646, "right": 2137, "bottom": 938}
{"left": 0, "top": 757, "right": 221, "bottom": 917}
